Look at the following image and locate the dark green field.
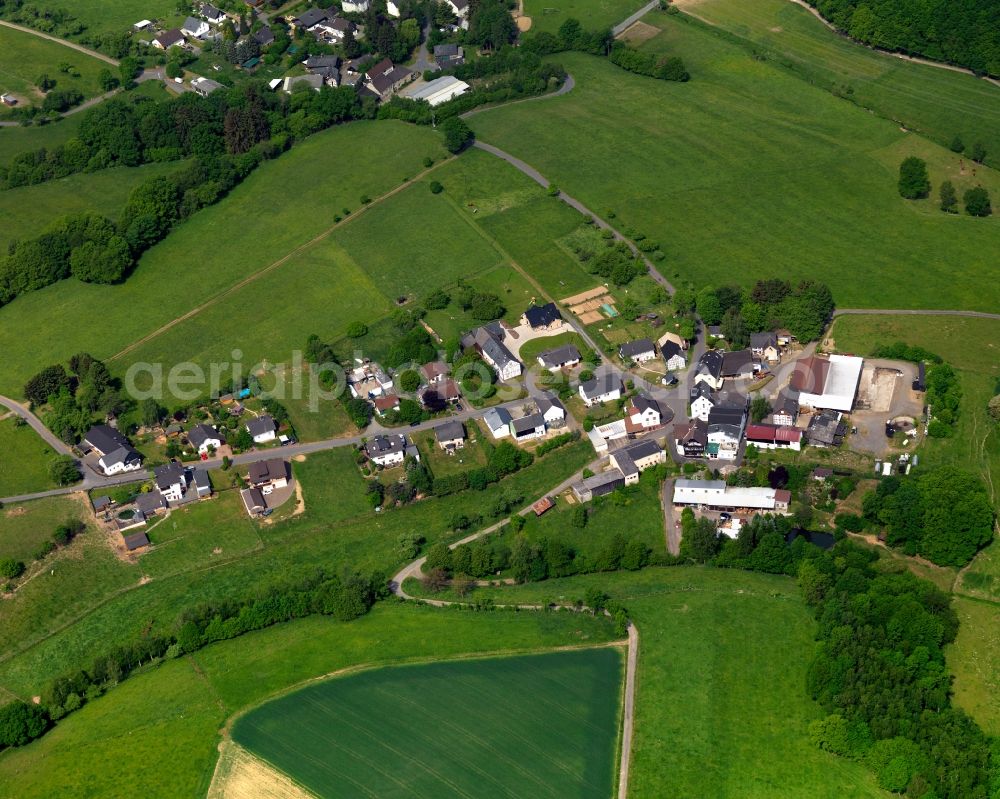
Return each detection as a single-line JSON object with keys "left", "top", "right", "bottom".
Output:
{"left": 232, "top": 648, "right": 623, "bottom": 799}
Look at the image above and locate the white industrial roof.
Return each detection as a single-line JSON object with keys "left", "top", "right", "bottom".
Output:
{"left": 401, "top": 75, "right": 470, "bottom": 106}
{"left": 672, "top": 481, "right": 783, "bottom": 510}
{"left": 800, "top": 354, "right": 863, "bottom": 412}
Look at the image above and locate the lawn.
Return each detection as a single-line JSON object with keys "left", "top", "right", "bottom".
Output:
{"left": 0, "top": 120, "right": 447, "bottom": 400}
{"left": 672, "top": 0, "right": 1000, "bottom": 165}
{"left": 0, "top": 494, "right": 88, "bottom": 564}
{"left": 416, "top": 427, "right": 490, "bottom": 478}
{"left": 35, "top": 0, "right": 179, "bottom": 38}
{"left": 518, "top": 330, "right": 593, "bottom": 364}
{"left": 447, "top": 567, "right": 887, "bottom": 797}
{"left": 0, "top": 416, "right": 58, "bottom": 496}
{"left": 468, "top": 17, "right": 1000, "bottom": 311}
{"left": 0, "top": 114, "right": 82, "bottom": 165}
{"left": 0, "top": 162, "right": 181, "bottom": 251}
{"left": 0, "top": 440, "right": 596, "bottom": 695}
{"left": 233, "top": 648, "right": 622, "bottom": 799}
{"left": 0, "top": 26, "right": 108, "bottom": 115}
{"left": 524, "top": 0, "right": 648, "bottom": 34}
{"left": 0, "top": 604, "right": 616, "bottom": 799}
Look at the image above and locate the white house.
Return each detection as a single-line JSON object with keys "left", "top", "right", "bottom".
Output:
{"left": 579, "top": 373, "right": 623, "bottom": 406}
{"left": 182, "top": 16, "right": 211, "bottom": 38}
{"left": 483, "top": 407, "right": 512, "bottom": 439}
{"left": 247, "top": 415, "right": 277, "bottom": 444}
{"left": 662, "top": 340, "right": 686, "bottom": 371}
{"left": 626, "top": 393, "right": 667, "bottom": 430}
{"left": 152, "top": 29, "right": 185, "bottom": 49}
{"left": 772, "top": 393, "right": 799, "bottom": 427}
{"left": 365, "top": 434, "right": 412, "bottom": 467}
{"left": 248, "top": 459, "right": 288, "bottom": 492}
{"left": 610, "top": 439, "right": 666, "bottom": 485}
{"left": 435, "top": 420, "right": 466, "bottom": 451}
{"left": 511, "top": 413, "right": 546, "bottom": 442}
{"left": 693, "top": 350, "right": 725, "bottom": 390}
{"left": 188, "top": 423, "right": 223, "bottom": 455}
{"left": 201, "top": 4, "right": 226, "bottom": 24}
{"left": 706, "top": 402, "right": 747, "bottom": 461}
{"left": 82, "top": 425, "right": 144, "bottom": 476}
{"left": 619, "top": 339, "right": 656, "bottom": 364}
{"left": 465, "top": 324, "right": 521, "bottom": 381}
{"left": 154, "top": 462, "right": 188, "bottom": 502}
{"left": 690, "top": 384, "right": 716, "bottom": 423}
{"left": 444, "top": 0, "right": 469, "bottom": 26}
{"left": 537, "top": 394, "right": 566, "bottom": 427}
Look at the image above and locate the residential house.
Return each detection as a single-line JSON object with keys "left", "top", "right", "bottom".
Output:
{"left": 248, "top": 458, "right": 289, "bottom": 491}
{"left": 254, "top": 26, "right": 275, "bottom": 47}
{"left": 579, "top": 373, "right": 623, "bottom": 406}
{"left": 511, "top": 413, "right": 546, "bottom": 442}
{"left": 750, "top": 332, "right": 780, "bottom": 362}
{"left": 464, "top": 324, "right": 522, "bottom": 381}
{"left": 572, "top": 469, "right": 625, "bottom": 502}
{"left": 521, "top": 302, "right": 562, "bottom": 331}
{"left": 707, "top": 399, "right": 747, "bottom": 460}
{"left": 192, "top": 469, "right": 212, "bottom": 498}
{"left": 135, "top": 491, "right": 168, "bottom": 517}
{"left": 673, "top": 418, "right": 707, "bottom": 458}
{"left": 420, "top": 378, "right": 461, "bottom": 409}
{"left": 373, "top": 394, "right": 401, "bottom": 417}
{"left": 201, "top": 4, "right": 226, "bottom": 24}
{"left": 693, "top": 350, "right": 724, "bottom": 390}
{"left": 537, "top": 344, "right": 581, "bottom": 371}
{"left": 303, "top": 55, "right": 342, "bottom": 86}
{"left": 707, "top": 325, "right": 725, "bottom": 339}
{"left": 610, "top": 439, "right": 666, "bottom": 484}
{"left": 661, "top": 340, "right": 686, "bottom": 371}
{"left": 154, "top": 462, "right": 188, "bottom": 502}
{"left": 309, "top": 15, "right": 355, "bottom": 43}
{"left": 191, "top": 76, "right": 224, "bottom": 96}
{"left": 626, "top": 392, "right": 671, "bottom": 431}
{"left": 721, "top": 349, "right": 755, "bottom": 379}
{"left": 745, "top": 423, "right": 802, "bottom": 451}
{"left": 434, "top": 420, "right": 466, "bottom": 450}
{"left": 291, "top": 6, "right": 336, "bottom": 31}
{"left": 82, "top": 425, "right": 144, "bottom": 476}
{"left": 536, "top": 394, "right": 567, "bottom": 426}
{"left": 421, "top": 361, "right": 450, "bottom": 384}
{"left": 182, "top": 16, "right": 211, "bottom": 38}
{"left": 689, "top": 383, "right": 717, "bottom": 423}
{"left": 246, "top": 415, "right": 277, "bottom": 444}
{"left": 657, "top": 330, "right": 689, "bottom": 352}
{"left": 812, "top": 467, "right": 833, "bottom": 481}
{"left": 619, "top": 339, "right": 656, "bottom": 364}
{"left": 240, "top": 487, "right": 267, "bottom": 517}
{"left": 434, "top": 43, "right": 465, "bottom": 68}
{"left": 188, "top": 423, "right": 224, "bottom": 455}
{"left": 483, "top": 407, "right": 512, "bottom": 438}
{"left": 152, "top": 29, "right": 185, "bottom": 49}
{"left": 772, "top": 392, "right": 799, "bottom": 427}
{"left": 776, "top": 329, "right": 793, "bottom": 346}
{"left": 365, "top": 434, "right": 412, "bottom": 466}
{"left": 364, "top": 58, "right": 414, "bottom": 101}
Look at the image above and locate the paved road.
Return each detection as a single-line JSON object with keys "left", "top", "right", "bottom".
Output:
{"left": 612, "top": 0, "right": 661, "bottom": 35}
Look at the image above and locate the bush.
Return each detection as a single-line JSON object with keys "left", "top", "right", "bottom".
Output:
{"left": 48, "top": 456, "right": 81, "bottom": 486}
{"left": 0, "top": 702, "right": 48, "bottom": 748}
{"left": 345, "top": 322, "right": 368, "bottom": 338}
{"left": 0, "top": 559, "right": 25, "bottom": 579}
{"left": 897, "top": 157, "right": 930, "bottom": 199}
{"left": 429, "top": 180, "right": 443, "bottom": 194}
{"left": 964, "top": 186, "right": 991, "bottom": 217}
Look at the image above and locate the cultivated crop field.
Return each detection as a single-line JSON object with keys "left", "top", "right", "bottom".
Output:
{"left": 0, "top": 605, "right": 616, "bottom": 798}
{"left": 231, "top": 648, "right": 623, "bottom": 799}
{"left": 672, "top": 0, "right": 1000, "bottom": 162}
{"left": 468, "top": 15, "right": 1000, "bottom": 312}
{"left": 0, "top": 27, "right": 107, "bottom": 114}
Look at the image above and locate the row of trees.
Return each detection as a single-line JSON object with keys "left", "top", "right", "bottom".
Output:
{"left": 675, "top": 279, "right": 835, "bottom": 344}
{"left": 860, "top": 466, "right": 994, "bottom": 566}
{"left": 801, "top": 542, "right": 995, "bottom": 797}
{"left": 811, "top": 0, "right": 1000, "bottom": 78}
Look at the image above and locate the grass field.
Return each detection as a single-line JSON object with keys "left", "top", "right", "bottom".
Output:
{"left": 0, "top": 162, "right": 181, "bottom": 251}
{"left": 31, "top": 0, "right": 179, "bottom": 38}
{"left": 0, "top": 494, "right": 88, "bottom": 563}
{"left": 0, "top": 416, "right": 57, "bottom": 496}
{"left": 673, "top": 0, "right": 1000, "bottom": 164}
{"left": 524, "top": 0, "right": 646, "bottom": 34}
{"left": 0, "top": 26, "right": 107, "bottom": 114}
{"left": 233, "top": 648, "right": 622, "bottom": 799}
{"left": 0, "top": 440, "right": 595, "bottom": 696}
{"left": 0, "top": 603, "right": 616, "bottom": 798}
{"left": 416, "top": 567, "right": 887, "bottom": 797}
{"left": 469, "top": 16, "right": 1000, "bottom": 311}
{"left": 0, "top": 115, "right": 81, "bottom": 164}
{"left": 947, "top": 597, "right": 1000, "bottom": 736}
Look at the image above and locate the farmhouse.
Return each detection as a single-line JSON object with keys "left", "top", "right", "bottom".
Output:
{"left": 364, "top": 58, "right": 415, "bottom": 101}
{"left": 365, "top": 434, "right": 415, "bottom": 466}
{"left": 745, "top": 423, "right": 802, "bottom": 451}
{"left": 152, "top": 29, "right": 186, "bottom": 49}
{"left": 721, "top": 349, "right": 755, "bottom": 379}
{"left": 572, "top": 469, "right": 626, "bottom": 502}
{"left": 619, "top": 339, "right": 656, "bottom": 363}
{"left": 434, "top": 43, "right": 465, "bottom": 68}
{"left": 247, "top": 415, "right": 277, "bottom": 443}
{"left": 81, "top": 425, "right": 144, "bottom": 476}
{"left": 537, "top": 344, "right": 581, "bottom": 370}
{"left": 191, "top": 76, "right": 224, "bottom": 96}
{"left": 661, "top": 340, "right": 686, "bottom": 371}
{"left": 693, "top": 350, "right": 724, "bottom": 390}
{"left": 790, "top": 354, "right": 864, "bottom": 412}
{"left": 248, "top": 458, "right": 289, "bottom": 491}
{"left": 672, "top": 480, "right": 791, "bottom": 511}
{"left": 579, "top": 373, "right": 623, "bottom": 406}
{"left": 464, "top": 324, "right": 522, "bottom": 381}
{"left": 750, "top": 332, "right": 780, "bottom": 362}
{"left": 188, "top": 423, "right": 223, "bottom": 454}
{"left": 182, "top": 16, "right": 210, "bottom": 38}
{"left": 400, "top": 76, "right": 470, "bottom": 106}
{"left": 536, "top": 393, "right": 567, "bottom": 426}
{"left": 522, "top": 302, "right": 562, "bottom": 330}
{"left": 673, "top": 418, "right": 707, "bottom": 458}
{"left": 511, "top": 412, "right": 547, "bottom": 442}
{"left": 434, "top": 420, "right": 466, "bottom": 450}
{"left": 483, "top": 407, "right": 512, "bottom": 438}
{"left": 609, "top": 439, "right": 666, "bottom": 484}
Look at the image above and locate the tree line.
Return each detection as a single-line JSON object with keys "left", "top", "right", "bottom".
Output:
{"left": 809, "top": 0, "right": 1000, "bottom": 77}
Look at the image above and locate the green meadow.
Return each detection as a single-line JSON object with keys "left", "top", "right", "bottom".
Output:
{"left": 673, "top": 0, "right": 1000, "bottom": 163}
{"left": 0, "top": 604, "right": 616, "bottom": 798}
{"left": 524, "top": 0, "right": 646, "bottom": 34}
{"left": 0, "top": 494, "right": 88, "bottom": 564}
{"left": 0, "top": 416, "right": 58, "bottom": 496}
{"left": 0, "top": 115, "right": 81, "bottom": 164}
{"left": 234, "top": 648, "right": 622, "bottom": 799}
{"left": 468, "top": 15, "right": 1000, "bottom": 311}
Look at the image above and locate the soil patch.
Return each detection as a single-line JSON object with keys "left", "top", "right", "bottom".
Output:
{"left": 207, "top": 740, "right": 315, "bottom": 799}
{"left": 517, "top": 15, "right": 532, "bottom": 31}
{"left": 617, "top": 21, "right": 661, "bottom": 44}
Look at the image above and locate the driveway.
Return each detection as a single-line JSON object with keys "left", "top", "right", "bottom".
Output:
{"left": 661, "top": 478, "right": 681, "bottom": 555}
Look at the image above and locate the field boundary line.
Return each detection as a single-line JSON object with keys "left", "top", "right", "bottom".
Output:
{"left": 107, "top": 157, "right": 454, "bottom": 363}
{"left": 0, "top": 19, "right": 118, "bottom": 65}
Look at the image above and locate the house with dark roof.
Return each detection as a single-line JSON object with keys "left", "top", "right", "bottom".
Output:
{"left": 721, "top": 349, "right": 755, "bottom": 379}
{"left": 82, "top": 425, "right": 144, "bottom": 476}
{"left": 123, "top": 531, "right": 151, "bottom": 551}
{"left": 241, "top": 487, "right": 267, "bottom": 517}
{"left": 188, "top": 423, "right": 223, "bottom": 455}
{"left": 579, "top": 373, "right": 623, "bottom": 406}
{"left": 662, "top": 340, "right": 686, "bottom": 371}
{"left": 135, "top": 491, "right": 168, "bottom": 517}
{"left": 673, "top": 418, "right": 707, "bottom": 458}
{"left": 750, "top": 332, "right": 780, "bottom": 362}
{"left": 192, "top": 469, "right": 212, "bottom": 498}
{"left": 154, "top": 462, "right": 188, "bottom": 502}
{"left": 536, "top": 393, "right": 567, "bottom": 426}
{"left": 434, "top": 43, "right": 465, "bottom": 68}
{"left": 689, "top": 383, "right": 717, "bottom": 423}
{"left": 364, "top": 57, "right": 414, "bottom": 100}
{"left": 201, "top": 3, "right": 226, "bottom": 24}
{"left": 182, "top": 16, "right": 210, "bottom": 38}
{"left": 521, "top": 302, "right": 562, "bottom": 330}
{"left": 511, "top": 412, "right": 546, "bottom": 442}
{"left": 254, "top": 25, "right": 275, "bottom": 47}
{"left": 246, "top": 415, "right": 277, "bottom": 443}
{"left": 292, "top": 6, "right": 335, "bottom": 30}
{"left": 693, "top": 350, "right": 725, "bottom": 390}
{"left": 619, "top": 339, "right": 656, "bottom": 364}
{"left": 572, "top": 469, "right": 625, "bottom": 502}
{"left": 772, "top": 392, "right": 799, "bottom": 426}
{"left": 248, "top": 458, "right": 288, "bottom": 489}
{"left": 610, "top": 439, "right": 665, "bottom": 484}
{"left": 626, "top": 393, "right": 671, "bottom": 431}
{"left": 153, "top": 28, "right": 186, "bottom": 49}
{"left": 464, "top": 325, "right": 521, "bottom": 381}
{"left": 537, "top": 344, "right": 581, "bottom": 371}
{"left": 434, "top": 420, "right": 466, "bottom": 450}
{"left": 365, "top": 434, "right": 413, "bottom": 466}
{"left": 707, "top": 399, "right": 747, "bottom": 460}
